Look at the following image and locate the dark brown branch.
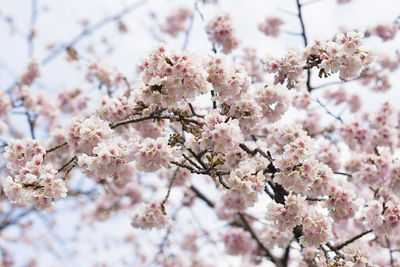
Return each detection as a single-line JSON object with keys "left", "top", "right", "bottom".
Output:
{"left": 189, "top": 185, "right": 215, "bottom": 208}
{"left": 281, "top": 241, "right": 292, "bottom": 267}
{"left": 333, "top": 171, "right": 352, "bottom": 177}
{"left": 171, "top": 161, "right": 229, "bottom": 177}
{"left": 295, "top": 0, "right": 313, "bottom": 92}
{"left": 46, "top": 141, "right": 68, "bottom": 154}
{"left": 218, "top": 173, "right": 231, "bottom": 189}
{"left": 171, "top": 161, "right": 205, "bottom": 175}
{"left": 110, "top": 114, "right": 170, "bottom": 129}
{"left": 239, "top": 143, "right": 273, "bottom": 162}
{"left": 182, "top": 153, "right": 203, "bottom": 170}
{"left": 160, "top": 170, "right": 177, "bottom": 215}
{"left": 61, "top": 157, "right": 78, "bottom": 180}
{"left": 57, "top": 155, "right": 77, "bottom": 173}
{"left": 332, "top": 229, "right": 373, "bottom": 251}
{"left": 238, "top": 213, "right": 282, "bottom": 267}
{"left": 110, "top": 111, "right": 199, "bottom": 129}
{"left": 210, "top": 90, "right": 217, "bottom": 109}
{"left": 306, "top": 197, "right": 327, "bottom": 201}
{"left": 187, "top": 149, "right": 207, "bottom": 169}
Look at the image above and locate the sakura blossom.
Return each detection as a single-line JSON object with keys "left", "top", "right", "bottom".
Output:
{"left": 205, "top": 11, "right": 240, "bottom": 54}
{"left": 160, "top": 7, "right": 193, "bottom": 37}
{"left": 258, "top": 17, "right": 284, "bottom": 37}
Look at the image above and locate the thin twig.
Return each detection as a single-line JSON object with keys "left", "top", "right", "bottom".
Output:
{"left": 238, "top": 213, "right": 282, "bottom": 267}
{"left": 25, "top": 112, "right": 36, "bottom": 139}
{"left": 42, "top": 0, "right": 147, "bottom": 65}
{"left": 332, "top": 229, "right": 373, "bottom": 251}
{"left": 160, "top": 170, "right": 178, "bottom": 215}
{"left": 189, "top": 185, "right": 215, "bottom": 208}
{"left": 302, "top": 0, "right": 326, "bottom": 6}
{"left": 46, "top": 142, "right": 68, "bottom": 154}
{"left": 218, "top": 173, "right": 231, "bottom": 189}
{"left": 295, "top": 0, "right": 313, "bottom": 92}
{"left": 333, "top": 171, "right": 352, "bottom": 177}
{"left": 57, "top": 155, "right": 77, "bottom": 173}
{"left": 28, "top": 0, "right": 38, "bottom": 57}
{"left": 314, "top": 97, "right": 344, "bottom": 123}
{"left": 182, "top": 14, "right": 195, "bottom": 51}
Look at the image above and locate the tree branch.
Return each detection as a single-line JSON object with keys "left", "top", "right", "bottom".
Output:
{"left": 332, "top": 229, "right": 373, "bottom": 251}
{"left": 238, "top": 213, "right": 282, "bottom": 267}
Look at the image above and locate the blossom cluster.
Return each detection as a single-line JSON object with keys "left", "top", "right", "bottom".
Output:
{"left": 160, "top": 7, "right": 193, "bottom": 37}
{"left": 197, "top": 110, "right": 244, "bottom": 154}
{"left": 3, "top": 138, "right": 67, "bottom": 210}
{"left": 131, "top": 202, "right": 171, "bottom": 229}
{"left": 304, "top": 31, "right": 373, "bottom": 80}
{"left": 265, "top": 49, "right": 304, "bottom": 89}
{"left": 20, "top": 58, "right": 40, "bottom": 85}
{"left": 86, "top": 61, "right": 122, "bottom": 88}
{"left": 267, "top": 194, "right": 333, "bottom": 247}
{"left": 369, "top": 23, "right": 399, "bottom": 41}
{"left": 134, "top": 137, "right": 177, "bottom": 172}
{"left": 57, "top": 87, "right": 90, "bottom": 114}
{"left": 206, "top": 54, "right": 251, "bottom": 104}
{"left": 137, "top": 44, "right": 211, "bottom": 107}
{"left": 225, "top": 159, "right": 270, "bottom": 208}
{"left": 340, "top": 102, "right": 398, "bottom": 152}
{"left": 205, "top": 12, "right": 240, "bottom": 54}
{"left": 366, "top": 197, "right": 400, "bottom": 235}
{"left": 258, "top": 17, "right": 284, "bottom": 37}
{"left": 68, "top": 115, "right": 114, "bottom": 154}
{"left": 78, "top": 137, "right": 132, "bottom": 180}
{"left": 256, "top": 84, "right": 290, "bottom": 123}
{"left": 221, "top": 228, "right": 257, "bottom": 255}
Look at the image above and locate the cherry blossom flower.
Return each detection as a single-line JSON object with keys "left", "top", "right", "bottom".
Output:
{"left": 205, "top": 12, "right": 240, "bottom": 54}
{"left": 258, "top": 17, "right": 284, "bottom": 37}
{"left": 137, "top": 44, "right": 211, "bottom": 107}
{"left": 131, "top": 202, "right": 171, "bottom": 229}
{"left": 221, "top": 228, "right": 257, "bottom": 255}
{"left": 135, "top": 137, "right": 177, "bottom": 172}
{"left": 20, "top": 57, "right": 40, "bottom": 85}
{"left": 160, "top": 7, "right": 193, "bottom": 37}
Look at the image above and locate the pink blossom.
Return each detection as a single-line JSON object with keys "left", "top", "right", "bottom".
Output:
{"left": 267, "top": 194, "right": 307, "bottom": 231}
{"left": 86, "top": 60, "right": 120, "bottom": 88}
{"left": 138, "top": 44, "right": 211, "bottom": 107}
{"left": 256, "top": 84, "right": 291, "bottom": 123}
{"left": 258, "top": 17, "right": 284, "bottom": 37}
{"left": 135, "top": 137, "right": 177, "bottom": 172}
{"left": 265, "top": 49, "right": 304, "bottom": 89}
{"left": 300, "top": 210, "right": 333, "bottom": 247}
{"left": 198, "top": 110, "right": 244, "bottom": 154}
{"left": 221, "top": 228, "right": 257, "bottom": 255}
{"left": 206, "top": 54, "right": 251, "bottom": 104}
{"left": 160, "top": 8, "right": 192, "bottom": 37}
{"left": 68, "top": 115, "right": 113, "bottom": 154}
{"left": 370, "top": 23, "right": 398, "bottom": 41}
{"left": 328, "top": 186, "right": 358, "bottom": 221}
{"left": 206, "top": 12, "right": 240, "bottom": 54}
{"left": 4, "top": 138, "right": 67, "bottom": 210}
{"left": 20, "top": 58, "right": 40, "bottom": 85}
{"left": 131, "top": 202, "right": 171, "bottom": 229}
